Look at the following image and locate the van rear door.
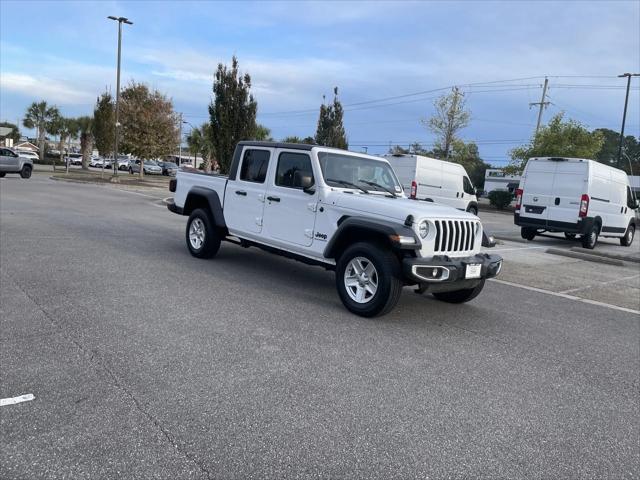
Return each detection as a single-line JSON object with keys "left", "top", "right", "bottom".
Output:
{"left": 521, "top": 159, "right": 557, "bottom": 224}
{"left": 547, "top": 160, "right": 588, "bottom": 228}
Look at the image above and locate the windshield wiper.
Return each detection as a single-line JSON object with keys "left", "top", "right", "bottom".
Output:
{"left": 358, "top": 179, "right": 398, "bottom": 197}
{"left": 326, "top": 178, "right": 369, "bottom": 194}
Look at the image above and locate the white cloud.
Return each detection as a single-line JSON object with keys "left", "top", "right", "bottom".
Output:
{"left": 0, "top": 73, "right": 95, "bottom": 105}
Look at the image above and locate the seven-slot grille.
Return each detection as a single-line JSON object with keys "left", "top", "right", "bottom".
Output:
{"left": 433, "top": 220, "right": 477, "bottom": 253}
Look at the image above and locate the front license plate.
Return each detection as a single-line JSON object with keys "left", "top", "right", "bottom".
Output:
{"left": 465, "top": 264, "right": 482, "bottom": 279}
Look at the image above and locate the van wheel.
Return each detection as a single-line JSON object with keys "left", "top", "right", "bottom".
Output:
{"left": 433, "top": 280, "right": 485, "bottom": 303}
{"left": 185, "top": 208, "right": 221, "bottom": 259}
{"left": 467, "top": 205, "right": 478, "bottom": 216}
{"left": 335, "top": 242, "right": 402, "bottom": 317}
{"left": 521, "top": 227, "right": 536, "bottom": 241}
{"left": 564, "top": 233, "right": 576, "bottom": 240}
{"left": 581, "top": 224, "right": 599, "bottom": 249}
{"left": 0, "top": 172, "right": 5, "bottom": 178}
{"left": 20, "top": 165, "right": 32, "bottom": 179}
{"left": 620, "top": 224, "right": 635, "bottom": 247}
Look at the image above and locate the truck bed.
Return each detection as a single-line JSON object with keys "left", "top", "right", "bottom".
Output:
{"left": 173, "top": 168, "right": 228, "bottom": 209}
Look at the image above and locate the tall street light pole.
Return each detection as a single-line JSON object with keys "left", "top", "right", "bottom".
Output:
{"left": 616, "top": 73, "right": 639, "bottom": 168}
{"left": 108, "top": 16, "right": 133, "bottom": 178}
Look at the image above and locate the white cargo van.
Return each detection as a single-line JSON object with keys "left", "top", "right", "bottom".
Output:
{"left": 383, "top": 154, "right": 479, "bottom": 215}
{"left": 514, "top": 157, "right": 638, "bottom": 248}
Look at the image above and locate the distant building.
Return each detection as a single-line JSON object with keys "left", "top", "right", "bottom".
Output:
{"left": 14, "top": 141, "right": 39, "bottom": 152}
{"left": 0, "top": 127, "right": 14, "bottom": 147}
{"left": 484, "top": 169, "right": 521, "bottom": 194}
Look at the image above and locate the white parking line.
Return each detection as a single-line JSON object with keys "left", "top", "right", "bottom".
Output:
{"left": 559, "top": 274, "right": 640, "bottom": 294}
{"left": 489, "top": 278, "right": 640, "bottom": 315}
{"left": 0, "top": 394, "right": 35, "bottom": 406}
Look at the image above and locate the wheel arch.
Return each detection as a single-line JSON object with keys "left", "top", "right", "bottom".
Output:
{"left": 184, "top": 187, "right": 226, "bottom": 229}
{"left": 323, "top": 216, "right": 420, "bottom": 260}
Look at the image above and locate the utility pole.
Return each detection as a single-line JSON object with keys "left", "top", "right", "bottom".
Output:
{"left": 178, "top": 113, "right": 183, "bottom": 166}
{"left": 108, "top": 16, "right": 133, "bottom": 179}
{"left": 530, "top": 77, "right": 550, "bottom": 137}
{"left": 616, "top": 73, "right": 640, "bottom": 168}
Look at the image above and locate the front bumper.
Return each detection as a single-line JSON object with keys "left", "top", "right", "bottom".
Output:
{"left": 402, "top": 253, "right": 503, "bottom": 285}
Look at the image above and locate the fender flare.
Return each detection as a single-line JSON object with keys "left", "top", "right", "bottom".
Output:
{"left": 466, "top": 201, "right": 479, "bottom": 213}
{"left": 323, "top": 216, "right": 421, "bottom": 259}
{"left": 184, "top": 187, "right": 226, "bottom": 228}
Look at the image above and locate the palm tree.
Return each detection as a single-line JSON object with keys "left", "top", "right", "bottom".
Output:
{"left": 23, "top": 101, "right": 60, "bottom": 163}
{"left": 76, "top": 116, "right": 94, "bottom": 170}
{"left": 186, "top": 126, "right": 204, "bottom": 167}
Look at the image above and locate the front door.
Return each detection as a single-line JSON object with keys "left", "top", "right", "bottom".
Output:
{"left": 224, "top": 147, "right": 271, "bottom": 236}
{"left": 263, "top": 150, "right": 317, "bottom": 247}
{"left": 0, "top": 149, "right": 19, "bottom": 171}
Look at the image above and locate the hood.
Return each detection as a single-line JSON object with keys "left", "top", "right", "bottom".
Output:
{"left": 331, "top": 192, "right": 475, "bottom": 223}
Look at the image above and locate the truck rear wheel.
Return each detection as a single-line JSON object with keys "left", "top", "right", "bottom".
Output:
{"left": 581, "top": 224, "right": 599, "bottom": 249}
{"left": 335, "top": 242, "right": 402, "bottom": 317}
{"left": 432, "top": 280, "right": 485, "bottom": 303}
{"left": 521, "top": 227, "right": 536, "bottom": 241}
{"left": 185, "top": 208, "right": 221, "bottom": 259}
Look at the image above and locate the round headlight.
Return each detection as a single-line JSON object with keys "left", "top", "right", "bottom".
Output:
{"left": 418, "top": 220, "right": 429, "bottom": 239}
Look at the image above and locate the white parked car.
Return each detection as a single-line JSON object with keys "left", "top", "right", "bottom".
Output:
{"left": 514, "top": 157, "right": 639, "bottom": 248}
{"left": 383, "top": 154, "right": 479, "bottom": 215}
{"left": 16, "top": 150, "right": 39, "bottom": 162}
{"left": 167, "top": 141, "right": 502, "bottom": 317}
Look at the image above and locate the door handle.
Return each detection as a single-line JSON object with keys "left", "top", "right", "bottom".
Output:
{"left": 267, "top": 196, "right": 280, "bottom": 202}
{"left": 555, "top": 197, "right": 560, "bottom": 206}
{"left": 235, "top": 190, "right": 247, "bottom": 196}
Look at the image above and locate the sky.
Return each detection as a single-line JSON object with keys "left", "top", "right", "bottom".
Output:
{"left": 1, "top": 0, "right": 639, "bottom": 166}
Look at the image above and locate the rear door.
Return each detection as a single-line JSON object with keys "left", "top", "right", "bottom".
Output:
{"left": 521, "top": 159, "right": 557, "bottom": 224}
{"left": 416, "top": 160, "right": 443, "bottom": 202}
{"left": 224, "top": 147, "right": 271, "bottom": 236}
{"left": 262, "top": 149, "right": 317, "bottom": 247}
{"left": 547, "top": 161, "right": 588, "bottom": 226}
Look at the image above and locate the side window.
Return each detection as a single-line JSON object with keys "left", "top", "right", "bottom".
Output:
{"left": 628, "top": 186, "right": 637, "bottom": 209}
{"left": 239, "top": 149, "right": 270, "bottom": 183}
{"left": 463, "top": 176, "right": 475, "bottom": 195}
{"left": 276, "top": 152, "right": 314, "bottom": 189}
{"left": 0, "top": 149, "right": 7, "bottom": 156}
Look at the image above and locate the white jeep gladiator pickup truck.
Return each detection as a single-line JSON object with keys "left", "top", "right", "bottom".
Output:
{"left": 167, "top": 141, "right": 502, "bottom": 317}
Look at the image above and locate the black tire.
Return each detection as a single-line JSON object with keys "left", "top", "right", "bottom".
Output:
{"left": 335, "top": 242, "right": 403, "bottom": 317}
{"left": 521, "top": 227, "right": 536, "bottom": 241}
{"left": 467, "top": 205, "right": 478, "bottom": 216}
{"left": 185, "top": 208, "right": 221, "bottom": 259}
{"left": 620, "top": 224, "right": 635, "bottom": 247}
{"left": 0, "top": 172, "right": 5, "bottom": 178}
{"left": 432, "top": 279, "right": 486, "bottom": 304}
{"left": 581, "top": 223, "right": 599, "bottom": 249}
{"left": 20, "top": 165, "right": 32, "bottom": 179}
{"left": 564, "top": 233, "right": 576, "bottom": 240}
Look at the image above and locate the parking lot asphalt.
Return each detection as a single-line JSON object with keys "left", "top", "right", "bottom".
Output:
{"left": 1, "top": 175, "right": 639, "bottom": 479}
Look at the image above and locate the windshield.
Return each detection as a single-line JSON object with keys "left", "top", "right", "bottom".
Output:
{"left": 165, "top": 163, "right": 177, "bottom": 168}
{"left": 317, "top": 152, "right": 402, "bottom": 194}
{"left": 146, "top": 161, "right": 158, "bottom": 166}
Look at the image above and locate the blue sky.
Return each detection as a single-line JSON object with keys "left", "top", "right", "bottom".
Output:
{"left": 1, "top": 0, "right": 639, "bottom": 165}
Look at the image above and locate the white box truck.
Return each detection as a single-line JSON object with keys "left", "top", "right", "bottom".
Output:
{"left": 383, "top": 154, "right": 479, "bottom": 215}
{"left": 514, "top": 157, "right": 639, "bottom": 249}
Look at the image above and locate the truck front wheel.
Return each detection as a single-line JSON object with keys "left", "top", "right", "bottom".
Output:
{"left": 185, "top": 208, "right": 221, "bottom": 259}
{"left": 20, "top": 165, "right": 32, "bottom": 179}
{"left": 432, "top": 280, "right": 485, "bottom": 303}
{"left": 335, "top": 242, "right": 402, "bottom": 317}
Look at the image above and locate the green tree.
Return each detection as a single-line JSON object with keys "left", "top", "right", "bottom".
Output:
{"left": 23, "top": 101, "right": 60, "bottom": 162}
{"left": 507, "top": 113, "right": 605, "bottom": 174}
{"left": 281, "top": 136, "right": 316, "bottom": 145}
{"left": 593, "top": 128, "right": 639, "bottom": 174}
{"left": 186, "top": 125, "right": 204, "bottom": 167}
{"left": 208, "top": 56, "right": 258, "bottom": 173}
{"left": 76, "top": 116, "right": 94, "bottom": 170}
{"left": 48, "top": 116, "right": 78, "bottom": 166}
{"left": 0, "top": 121, "right": 21, "bottom": 143}
{"left": 423, "top": 87, "right": 470, "bottom": 159}
{"left": 93, "top": 92, "right": 115, "bottom": 158}
{"left": 315, "top": 87, "right": 348, "bottom": 149}
{"left": 254, "top": 124, "right": 273, "bottom": 141}
{"left": 119, "top": 82, "right": 178, "bottom": 178}
{"left": 449, "top": 140, "right": 490, "bottom": 189}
